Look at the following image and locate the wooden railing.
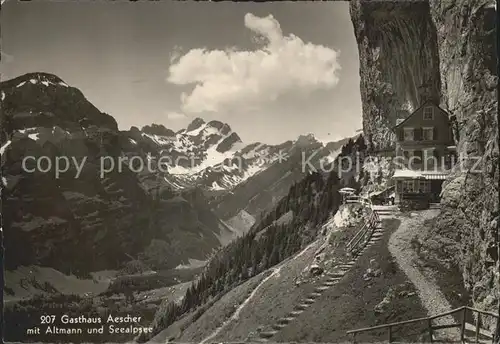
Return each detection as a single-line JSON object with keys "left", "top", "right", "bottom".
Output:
{"left": 347, "top": 306, "right": 499, "bottom": 343}
{"left": 346, "top": 198, "right": 380, "bottom": 254}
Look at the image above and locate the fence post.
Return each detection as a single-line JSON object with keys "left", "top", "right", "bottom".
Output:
{"left": 461, "top": 307, "right": 467, "bottom": 343}
{"left": 428, "top": 318, "right": 434, "bottom": 343}
{"left": 388, "top": 326, "right": 393, "bottom": 343}
{"left": 475, "top": 312, "right": 480, "bottom": 343}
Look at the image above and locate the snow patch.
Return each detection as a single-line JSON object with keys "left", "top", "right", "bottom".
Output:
{"left": 185, "top": 123, "right": 207, "bottom": 136}
{"left": 168, "top": 137, "right": 238, "bottom": 175}
{"left": 16, "top": 81, "right": 26, "bottom": 88}
{"left": 226, "top": 210, "right": 256, "bottom": 236}
{"left": 275, "top": 210, "right": 293, "bottom": 226}
{"left": 28, "top": 133, "right": 40, "bottom": 141}
{"left": 321, "top": 148, "right": 341, "bottom": 164}
{"left": 175, "top": 259, "right": 206, "bottom": 270}
{"left": 200, "top": 125, "right": 219, "bottom": 139}
{"left": 18, "top": 127, "right": 39, "bottom": 134}
{"left": 29, "top": 79, "right": 37, "bottom": 84}
{"left": 0, "top": 140, "right": 12, "bottom": 155}
{"left": 1, "top": 91, "right": 5, "bottom": 101}
{"left": 210, "top": 181, "right": 225, "bottom": 191}
{"left": 142, "top": 133, "right": 172, "bottom": 146}
{"left": 333, "top": 206, "right": 353, "bottom": 228}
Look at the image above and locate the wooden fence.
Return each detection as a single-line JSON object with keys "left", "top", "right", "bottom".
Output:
{"left": 347, "top": 306, "right": 499, "bottom": 343}
{"left": 345, "top": 199, "right": 380, "bottom": 255}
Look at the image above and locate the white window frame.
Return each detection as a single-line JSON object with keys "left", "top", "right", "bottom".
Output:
{"left": 423, "top": 106, "right": 434, "bottom": 120}
{"left": 403, "top": 149, "right": 414, "bottom": 162}
{"left": 416, "top": 180, "right": 430, "bottom": 193}
{"left": 403, "top": 127, "right": 414, "bottom": 141}
{"left": 403, "top": 180, "right": 416, "bottom": 193}
{"left": 422, "top": 126, "right": 434, "bottom": 140}
{"left": 423, "top": 148, "right": 435, "bottom": 161}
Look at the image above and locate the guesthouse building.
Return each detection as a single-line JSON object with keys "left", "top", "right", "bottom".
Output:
{"left": 392, "top": 100, "right": 457, "bottom": 204}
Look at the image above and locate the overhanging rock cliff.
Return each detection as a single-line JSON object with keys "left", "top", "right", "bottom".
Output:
{"left": 349, "top": 0, "right": 442, "bottom": 150}
{"left": 350, "top": 0, "right": 498, "bottom": 323}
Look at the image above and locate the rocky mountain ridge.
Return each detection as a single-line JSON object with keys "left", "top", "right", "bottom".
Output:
{"left": 123, "top": 118, "right": 347, "bottom": 193}
{"left": 119, "top": 115, "right": 354, "bottom": 232}
{"left": 0, "top": 72, "right": 354, "bottom": 277}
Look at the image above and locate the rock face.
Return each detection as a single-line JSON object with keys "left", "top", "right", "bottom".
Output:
{"left": 349, "top": 1, "right": 442, "bottom": 151}
{"left": 430, "top": 0, "right": 498, "bottom": 323}
{"left": 350, "top": 0, "right": 498, "bottom": 324}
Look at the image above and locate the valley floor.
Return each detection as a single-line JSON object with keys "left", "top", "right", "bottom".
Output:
{"left": 3, "top": 267, "right": 195, "bottom": 343}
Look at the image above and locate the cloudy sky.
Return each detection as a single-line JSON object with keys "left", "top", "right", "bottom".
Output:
{"left": 1, "top": 1, "right": 362, "bottom": 144}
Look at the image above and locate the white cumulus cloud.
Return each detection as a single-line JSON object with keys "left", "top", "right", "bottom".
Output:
{"left": 167, "top": 13, "right": 341, "bottom": 113}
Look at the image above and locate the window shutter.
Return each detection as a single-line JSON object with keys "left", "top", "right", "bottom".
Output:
{"left": 415, "top": 150, "right": 423, "bottom": 160}
{"left": 433, "top": 127, "right": 438, "bottom": 140}
{"left": 398, "top": 129, "right": 404, "bottom": 141}
{"left": 414, "top": 128, "right": 422, "bottom": 141}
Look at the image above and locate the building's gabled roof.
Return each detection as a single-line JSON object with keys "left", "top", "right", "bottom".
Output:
{"left": 393, "top": 99, "right": 451, "bottom": 130}
{"left": 339, "top": 187, "right": 356, "bottom": 194}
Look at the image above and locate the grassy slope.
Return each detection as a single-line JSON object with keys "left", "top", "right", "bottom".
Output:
{"left": 152, "top": 209, "right": 437, "bottom": 343}
{"left": 275, "top": 218, "right": 429, "bottom": 343}
{"left": 210, "top": 235, "right": 323, "bottom": 341}
{"left": 151, "top": 270, "right": 272, "bottom": 342}
{"left": 216, "top": 213, "right": 365, "bottom": 342}
{"left": 162, "top": 204, "right": 364, "bottom": 342}
{"left": 152, "top": 208, "right": 351, "bottom": 342}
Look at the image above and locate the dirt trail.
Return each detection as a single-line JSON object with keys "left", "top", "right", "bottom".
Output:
{"left": 388, "top": 210, "right": 460, "bottom": 341}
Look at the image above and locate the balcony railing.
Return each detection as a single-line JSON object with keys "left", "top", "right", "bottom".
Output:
{"left": 394, "top": 161, "right": 453, "bottom": 171}
{"left": 393, "top": 153, "right": 456, "bottom": 171}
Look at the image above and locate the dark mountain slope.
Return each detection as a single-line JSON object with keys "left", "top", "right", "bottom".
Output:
{"left": 0, "top": 72, "right": 233, "bottom": 275}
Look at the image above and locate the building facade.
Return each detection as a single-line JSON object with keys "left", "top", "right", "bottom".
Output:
{"left": 392, "top": 100, "right": 456, "bottom": 204}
